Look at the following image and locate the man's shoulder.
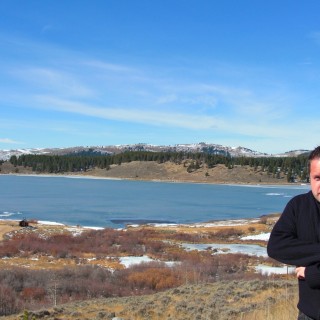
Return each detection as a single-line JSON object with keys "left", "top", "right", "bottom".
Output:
{"left": 287, "top": 190, "right": 313, "bottom": 206}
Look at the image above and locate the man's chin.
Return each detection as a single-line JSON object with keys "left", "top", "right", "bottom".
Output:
{"left": 311, "top": 192, "right": 320, "bottom": 202}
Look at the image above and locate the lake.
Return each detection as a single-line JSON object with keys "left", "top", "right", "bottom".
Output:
{"left": 0, "top": 175, "right": 310, "bottom": 228}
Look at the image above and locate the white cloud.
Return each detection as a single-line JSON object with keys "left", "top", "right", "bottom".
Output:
{"left": 34, "top": 95, "right": 224, "bottom": 130}
{"left": 155, "top": 94, "right": 178, "bottom": 105}
{"left": 0, "top": 138, "right": 21, "bottom": 144}
{"left": 83, "top": 60, "right": 136, "bottom": 73}
{"left": 1, "top": 34, "right": 318, "bottom": 153}
{"left": 10, "top": 67, "right": 94, "bottom": 98}
{"left": 31, "top": 94, "right": 317, "bottom": 148}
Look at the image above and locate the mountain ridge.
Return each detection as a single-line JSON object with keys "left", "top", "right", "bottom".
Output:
{"left": 0, "top": 143, "right": 310, "bottom": 161}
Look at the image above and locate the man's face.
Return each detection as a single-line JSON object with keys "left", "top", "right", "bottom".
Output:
{"left": 310, "top": 158, "right": 320, "bottom": 202}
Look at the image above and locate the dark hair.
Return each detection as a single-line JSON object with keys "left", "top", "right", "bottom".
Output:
{"left": 308, "top": 146, "right": 320, "bottom": 170}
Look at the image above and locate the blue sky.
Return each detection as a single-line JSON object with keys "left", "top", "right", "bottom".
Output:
{"left": 1, "top": 1, "right": 320, "bottom": 154}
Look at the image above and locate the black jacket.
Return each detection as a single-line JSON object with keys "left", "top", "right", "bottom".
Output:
{"left": 267, "top": 191, "right": 320, "bottom": 320}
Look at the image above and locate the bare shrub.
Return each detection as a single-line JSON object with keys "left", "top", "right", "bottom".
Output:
{"left": 0, "top": 285, "right": 20, "bottom": 316}
{"left": 214, "top": 228, "right": 244, "bottom": 239}
{"left": 259, "top": 216, "right": 268, "bottom": 224}
{"left": 0, "top": 241, "right": 19, "bottom": 257}
{"left": 125, "top": 262, "right": 182, "bottom": 291}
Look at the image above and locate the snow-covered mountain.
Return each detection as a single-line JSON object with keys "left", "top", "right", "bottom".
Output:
{"left": 0, "top": 148, "right": 50, "bottom": 161}
{"left": 0, "top": 143, "right": 310, "bottom": 161}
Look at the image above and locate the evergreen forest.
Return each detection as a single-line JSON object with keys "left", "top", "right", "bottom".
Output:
{"left": 8, "top": 151, "right": 309, "bottom": 183}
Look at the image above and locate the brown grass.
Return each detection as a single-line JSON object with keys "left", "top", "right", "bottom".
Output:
{"left": 0, "top": 215, "right": 278, "bottom": 271}
{"left": 0, "top": 215, "right": 294, "bottom": 320}
{"left": 1, "top": 161, "right": 292, "bottom": 185}
{"left": 80, "top": 162, "right": 290, "bottom": 185}
{"left": 3, "top": 280, "right": 298, "bottom": 320}
{"left": 0, "top": 221, "right": 20, "bottom": 240}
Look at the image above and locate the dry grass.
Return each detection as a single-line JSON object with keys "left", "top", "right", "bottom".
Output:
{"left": 0, "top": 162, "right": 298, "bottom": 319}
{"left": 139, "top": 219, "right": 273, "bottom": 235}
{"left": 3, "top": 280, "right": 298, "bottom": 320}
{"left": 0, "top": 221, "right": 126, "bottom": 270}
{"left": 0, "top": 215, "right": 278, "bottom": 271}
{"left": 82, "top": 162, "right": 289, "bottom": 185}
{"left": 0, "top": 215, "right": 293, "bottom": 320}
{"left": 2, "top": 161, "right": 291, "bottom": 185}
{"left": 0, "top": 221, "right": 20, "bottom": 240}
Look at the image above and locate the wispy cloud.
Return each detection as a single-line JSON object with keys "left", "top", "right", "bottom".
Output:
{"left": 41, "top": 24, "right": 54, "bottom": 34}
{"left": 155, "top": 94, "right": 178, "bottom": 105}
{"left": 10, "top": 67, "right": 95, "bottom": 98}
{"left": 33, "top": 95, "right": 223, "bottom": 130}
{"left": 83, "top": 60, "right": 136, "bottom": 73}
{"left": 1, "top": 33, "right": 317, "bottom": 153}
{"left": 31, "top": 94, "right": 310, "bottom": 144}
{"left": 0, "top": 138, "right": 21, "bottom": 144}
{"left": 309, "top": 31, "right": 320, "bottom": 45}
{"left": 2, "top": 51, "right": 302, "bottom": 142}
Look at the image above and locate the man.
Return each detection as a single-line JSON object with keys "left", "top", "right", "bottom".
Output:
{"left": 267, "top": 146, "right": 320, "bottom": 320}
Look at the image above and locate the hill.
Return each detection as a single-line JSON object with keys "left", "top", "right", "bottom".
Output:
{"left": 0, "top": 160, "right": 303, "bottom": 185}
{"left": 1, "top": 142, "right": 310, "bottom": 184}
{"left": 0, "top": 215, "right": 298, "bottom": 319}
{"left": 3, "top": 280, "right": 298, "bottom": 320}
{"left": 80, "top": 161, "right": 296, "bottom": 184}
{"left": 0, "top": 143, "right": 310, "bottom": 161}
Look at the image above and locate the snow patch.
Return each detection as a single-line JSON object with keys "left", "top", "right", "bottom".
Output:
{"left": 181, "top": 243, "right": 268, "bottom": 257}
{"left": 241, "top": 233, "right": 270, "bottom": 241}
{"left": 255, "top": 264, "right": 295, "bottom": 275}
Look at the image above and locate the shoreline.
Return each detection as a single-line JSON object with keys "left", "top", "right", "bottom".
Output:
{"left": 0, "top": 213, "right": 280, "bottom": 233}
{"left": 0, "top": 215, "right": 276, "bottom": 243}
{"left": 0, "top": 174, "right": 307, "bottom": 230}
{"left": 0, "top": 173, "right": 309, "bottom": 229}
{"left": 0, "top": 172, "right": 309, "bottom": 187}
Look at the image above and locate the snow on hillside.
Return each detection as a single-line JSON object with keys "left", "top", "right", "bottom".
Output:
{"left": 0, "top": 143, "right": 310, "bottom": 161}
{"left": 0, "top": 148, "right": 51, "bottom": 161}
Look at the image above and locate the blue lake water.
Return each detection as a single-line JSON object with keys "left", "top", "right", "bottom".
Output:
{"left": 0, "top": 175, "right": 310, "bottom": 228}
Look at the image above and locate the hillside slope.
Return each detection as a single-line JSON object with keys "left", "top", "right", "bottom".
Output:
{"left": 5, "top": 280, "right": 298, "bottom": 320}
{"left": 0, "top": 161, "right": 295, "bottom": 185}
